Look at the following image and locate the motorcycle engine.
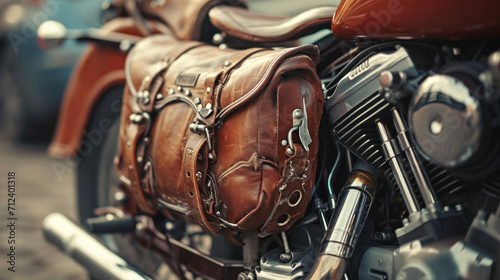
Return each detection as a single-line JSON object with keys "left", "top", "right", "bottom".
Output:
{"left": 327, "top": 45, "right": 500, "bottom": 204}
{"left": 326, "top": 44, "right": 500, "bottom": 279}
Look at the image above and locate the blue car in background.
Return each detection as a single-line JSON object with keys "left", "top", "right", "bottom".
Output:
{"left": 0, "top": 0, "right": 104, "bottom": 142}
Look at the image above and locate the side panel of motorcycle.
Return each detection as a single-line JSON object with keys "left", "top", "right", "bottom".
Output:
{"left": 331, "top": 0, "right": 500, "bottom": 40}
{"left": 48, "top": 18, "right": 170, "bottom": 158}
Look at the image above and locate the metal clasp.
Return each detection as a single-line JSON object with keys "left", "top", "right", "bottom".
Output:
{"left": 189, "top": 123, "right": 212, "bottom": 151}
{"left": 286, "top": 98, "right": 312, "bottom": 155}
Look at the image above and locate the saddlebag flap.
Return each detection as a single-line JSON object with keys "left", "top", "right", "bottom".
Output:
{"left": 116, "top": 35, "right": 323, "bottom": 236}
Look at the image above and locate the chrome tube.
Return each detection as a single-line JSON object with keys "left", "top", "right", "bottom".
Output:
{"left": 42, "top": 213, "right": 152, "bottom": 280}
{"left": 308, "top": 171, "right": 377, "bottom": 280}
{"left": 376, "top": 121, "right": 420, "bottom": 214}
{"left": 391, "top": 109, "right": 438, "bottom": 208}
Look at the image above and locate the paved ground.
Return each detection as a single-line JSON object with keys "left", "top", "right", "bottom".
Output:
{"left": 0, "top": 138, "right": 88, "bottom": 280}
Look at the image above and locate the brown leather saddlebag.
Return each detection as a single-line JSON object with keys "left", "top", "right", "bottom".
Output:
{"left": 116, "top": 35, "right": 323, "bottom": 237}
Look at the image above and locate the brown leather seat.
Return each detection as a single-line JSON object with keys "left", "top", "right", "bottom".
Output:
{"left": 209, "top": 6, "right": 337, "bottom": 43}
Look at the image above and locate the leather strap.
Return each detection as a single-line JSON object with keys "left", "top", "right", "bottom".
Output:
{"left": 182, "top": 126, "right": 218, "bottom": 235}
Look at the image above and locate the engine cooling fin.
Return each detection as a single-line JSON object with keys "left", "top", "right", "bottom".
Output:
{"left": 331, "top": 92, "right": 483, "bottom": 205}
{"left": 332, "top": 93, "right": 391, "bottom": 170}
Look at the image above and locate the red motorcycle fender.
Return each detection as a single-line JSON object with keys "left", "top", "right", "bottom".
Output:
{"left": 48, "top": 18, "right": 170, "bottom": 159}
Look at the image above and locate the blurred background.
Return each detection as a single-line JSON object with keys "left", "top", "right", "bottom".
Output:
{"left": 0, "top": 0, "right": 104, "bottom": 279}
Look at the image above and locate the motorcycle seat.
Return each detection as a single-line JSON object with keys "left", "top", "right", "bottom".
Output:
{"left": 209, "top": 6, "right": 337, "bottom": 43}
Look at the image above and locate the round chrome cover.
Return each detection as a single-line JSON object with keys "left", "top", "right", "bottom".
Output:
{"left": 409, "top": 75, "right": 482, "bottom": 167}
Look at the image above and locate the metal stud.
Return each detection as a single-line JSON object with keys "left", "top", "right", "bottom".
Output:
{"left": 196, "top": 171, "right": 203, "bottom": 181}
{"left": 137, "top": 156, "right": 143, "bottom": 163}
{"left": 185, "top": 89, "right": 191, "bottom": 97}
{"left": 194, "top": 97, "right": 201, "bottom": 104}
{"left": 197, "top": 104, "right": 203, "bottom": 110}
{"left": 143, "top": 97, "right": 150, "bottom": 105}
{"left": 206, "top": 87, "right": 211, "bottom": 94}
{"left": 206, "top": 103, "right": 212, "bottom": 110}
{"left": 156, "top": 93, "right": 164, "bottom": 100}
{"left": 144, "top": 76, "right": 151, "bottom": 83}
{"left": 281, "top": 140, "right": 288, "bottom": 146}
{"left": 168, "top": 88, "right": 175, "bottom": 95}
{"left": 286, "top": 148, "right": 294, "bottom": 155}
{"left": 177, "top": 86, "right": 183, "bottom": 92}
{"left": 224, "top": 60, "right": 231, "bottom": 67}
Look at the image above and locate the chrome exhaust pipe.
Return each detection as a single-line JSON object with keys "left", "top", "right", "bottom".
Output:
{"left": 42, "top": 213, "right": 152, "bottom": 280}
{"left": 307, "top": 171, "right": 377, "bottom": 280}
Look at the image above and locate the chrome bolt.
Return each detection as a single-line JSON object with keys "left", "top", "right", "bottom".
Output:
{"left": 165, "top": 221, "right": 174, "bottom": 231}
{"left": 113, "top": 191, "right": 127, "bottom": 204}
{"left": 212, "top": 33, "right": 224, "bottom": 45}
{"left": 196, "top": 171, "right": 203, "bottom": 181}
{"left": 119, "top": 40, "right": 132, "bottom": 52}
{"left": 293, "top": 109, "right": 303, "bottom": 119}
{"left": 430, "top": 119, "right": 443, "bottom": 135}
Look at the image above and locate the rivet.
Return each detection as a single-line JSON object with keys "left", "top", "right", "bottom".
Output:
{"left": 224, "top": 60, "right": 231, "bottom": 67}
{"left": 187, "top": 150, "right": 193, "bottom": 156}
{"left": 281, "top": 140, "right": 288, "bottom": 146}
{"left": 143, "top": 97, "right": 150, "bottom": 105}
{"left": 137, "top": 156, "right": 143, "bottom": 163}
{"left": 196, "top": 171, "right": 203, "bottom": 181}
{"left": 144, "top": 76, "right": 151, "bottom": 83}
{"left": 197, "top": 104, "right": 203, "bottom": 110}
{"left": 197, "top": 154, "right": 204, "bottom": 162}
{"left": 126, "top": 141, "right": 131, "bottom": 148}
{"left": 206, "top": 103, "right": 212, "bottom": 110}
{"left": 286, "top": 148, "right": 294, "bottom": 155}
{"left": 185, "top": 89, "right": 191, "bottom": 97}
{"left": 194, "top": 97, "right": 201, "bottom": 104}
{"left": 293, "top": 109, "right": 303, "bottom": 119}
{"left": 177, "top": 86, "right": 183, "bottom": 92}
{"left": 216, "top": 211, "right": 221, "bottom": 216}
{"left": 206, "top": 87, "right": 211, "bottom": 94}
{"left": 128, "top": 165, "right": 133, "bottom": 170}
{"left": 208, "top": 154, "right": 214, "bottom": 162}
{"left": 168, "top": 88, "right": 175, "bottom": 95}
{"left": 156, "top": 93, "right": 164, "bottom": 100}
{"left": 143, "top": 90, "right": 149, "bottom": 97}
